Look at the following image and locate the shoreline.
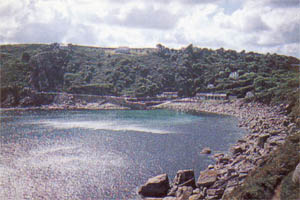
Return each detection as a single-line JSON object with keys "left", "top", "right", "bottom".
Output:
{"left": 1, "top": 99, "right": 296, "bottom": 199}
{"left": 140, "top": 99, "right": 296, "bottom": 199}
{"left": 0, "top": 102, "right": 130, "bottom": 111}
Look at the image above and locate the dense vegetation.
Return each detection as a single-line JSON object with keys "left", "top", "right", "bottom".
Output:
{"left": 1, "top": 43, "right": 299, "bottom": 105}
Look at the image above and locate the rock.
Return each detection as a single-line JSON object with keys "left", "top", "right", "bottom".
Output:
{"left": 188, "top": 193, "right": 204, "bottom": 200}
{"left": 226, "top": 178, "right": 239, "bottom": 188}
{"left": 230, "top": 145, "right": 244, "bottom": 155}
{"left": 283, "top": 120, "right": 289, "bottom": 127}
{"left": 138, "top": 174, "right": 170, "bottom": 197}
{"left": 237, "top": 139, "right": 247, "bottom": 143}
{"left": 192, "top": 188, "right": 200, "bottom": 194}
{"left": 206, "top": 195, "right": 221, "bottom": 200}
{"left": 167, "top": 186, "right": 178, "bottom": 196}
{"left": 206, "top": 188, "right": 224, "bottom": 196}
{"left": 173, "top": 169, "right": 196, "bottom": 188}
{"left": 162, "top": 197, "right": 177, "bottom": 200}
{"left": 217, "top": 156, "right": 231, "bottom": 165}
{"left": 227, "top": 168, "right": 236, "bottom": 177}
{"left": 197, "top": 169, "right": 218, "bottom": 187}
{"left": 179, "top": 178, "right": 197, "bottom": 188}
{"left": 238, "top": 172, "right": 248, "bottom": 181}
{"left": 231, "top": 155, "right": 246, "bottom": 167}
{"left": 257, "top": 134, "right": 270, "bottom": 148}
{"left": 249, "top": 121, "right": 257, "bottom": 129}
{"left": 270, "top": 130, "right": 281, "bottom": 136}
{"left": 288, "top": 126, "right": 297, "bottom": 135}
{"left": 211, "top": 179, "right": 226, "bottom": 189}
{"left": 200, "top": 147, "right": 211, "bottom": 154}
{"left": 208, "top": 165, "right": 214, "bottom": 169}
{"left": 176, "top": 186, "right": 193, "bottom": 200}
{"left": 222, "top": 186, "right": 235, "bottom": 199}
{"left": 239, "top": 160, "right": 254, "bottom": 171}
{"left": 213, "top": 153, "right": 224, "bottom": 159}
{"left": 216, "top": 168, "right": 227, "bottom": 176}
{"left": 292, "top": 162, "right": 300, "bottom": 184}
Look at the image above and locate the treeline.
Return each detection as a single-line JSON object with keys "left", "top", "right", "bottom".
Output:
{"left": 0, "top": 43, "right": 299, "bottom": 105}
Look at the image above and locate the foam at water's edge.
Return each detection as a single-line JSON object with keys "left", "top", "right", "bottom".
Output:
{"left": 35, "top": 120, "right": 170, "bottom": 134}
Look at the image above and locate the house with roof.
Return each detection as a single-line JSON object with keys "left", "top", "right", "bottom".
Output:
{"left": 195, "top": 93, "right": 228, "bottom": 100}
{"left": 115, "top": 47, "right": 130, "bottom": 54}
{"left": 158, "top": 92, "right": 178, "bottom": 99}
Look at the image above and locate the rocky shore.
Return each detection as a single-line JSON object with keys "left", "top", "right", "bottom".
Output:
{"left": 138, "top": 100, "right": 297, "bottom": 200}
{"left": 0, "top": 90, "right": 130, "bottom": 111}
{"left": 0, "top": 102, "right": 129, "bottom": 111}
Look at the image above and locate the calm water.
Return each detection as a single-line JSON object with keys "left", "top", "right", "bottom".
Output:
{"left": 0, "top": 109, "right": 245, "bottom": 199}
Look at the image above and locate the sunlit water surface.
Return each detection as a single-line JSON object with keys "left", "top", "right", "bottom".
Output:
{"left": 0, "top": 109, "right": 245, "bottom": 199}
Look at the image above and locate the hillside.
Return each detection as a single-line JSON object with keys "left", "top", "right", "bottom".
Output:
{"left": 0, "top": 43, "right": 299, "bottom": 199}
{"left": 1, "top": 43, "right": 299, "bottom": 106}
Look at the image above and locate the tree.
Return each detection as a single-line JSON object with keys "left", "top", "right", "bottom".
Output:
{"left": 21, "top": 52, "right": 30, "bottom": 62}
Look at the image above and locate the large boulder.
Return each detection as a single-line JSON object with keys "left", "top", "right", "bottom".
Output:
{"left": 197, "top": 169, "right": 218, "bottom": 187}
{"left": 292, "top": 162, "right": 300, "bottom": 184}
{"left": 138, "top": 174, "right": 170, "bottom": 197}
{"left": 173, "top": 169, "right": 196, "bottom": 188}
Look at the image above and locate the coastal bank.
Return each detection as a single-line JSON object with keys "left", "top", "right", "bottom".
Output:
{"left": 1, "top": 96, "right": 299, "bottom": 199}
{"left": 138, "top": 99, "right": 299, "bottom": 200}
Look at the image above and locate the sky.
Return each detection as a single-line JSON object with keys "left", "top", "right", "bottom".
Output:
{"left": 0, "top": 0, "right": 299, "bottom": 57}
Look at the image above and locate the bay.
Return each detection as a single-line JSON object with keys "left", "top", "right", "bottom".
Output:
{"left": 0, "top": 109, "right": 245, "bottom": 199}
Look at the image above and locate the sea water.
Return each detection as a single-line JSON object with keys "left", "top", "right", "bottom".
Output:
{"left": 0, "top": 109, "right": 245, "bottom": 199}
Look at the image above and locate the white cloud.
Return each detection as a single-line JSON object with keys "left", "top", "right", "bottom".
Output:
{"left": 0, "top": 0, "right": 299, "bottom": 57}
{"left": 212, "top": 0, "right": 299, "bottom": 56}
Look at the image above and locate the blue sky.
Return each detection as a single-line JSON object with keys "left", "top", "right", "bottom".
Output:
{"left": 0, "top": 0, "right": 299, "bottom": 57}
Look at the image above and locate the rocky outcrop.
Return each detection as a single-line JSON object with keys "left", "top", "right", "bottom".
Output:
{"left": 142, "top": 100, "right": 294, "bottom": 199}
{"left": 138, "top": 174, "right": 170, "bottom": 197}
{"left": 200, "top": 147, "right": 211, "bottom": 154}
{"left": 0, "top": 87, "right": 55, "bottom": 107}
{"left": 140, "top": 170, "right": 204, "bottom": 200}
